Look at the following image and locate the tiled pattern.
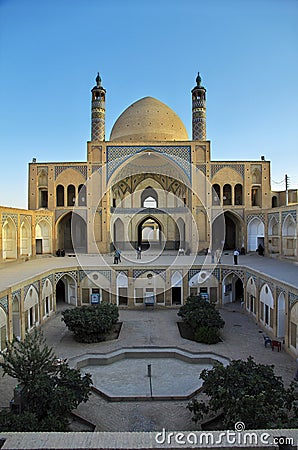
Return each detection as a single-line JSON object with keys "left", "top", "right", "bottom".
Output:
{"left": 211, "top": 163, "right": 245, "bottom": 179}
{"left": 55, "top": 165, "right": 88, "bottom": 180}
{"left": 106, "top": 146, "right": 191, "bottom": 181}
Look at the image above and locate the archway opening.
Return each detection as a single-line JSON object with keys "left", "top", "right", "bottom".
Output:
{"left": 222, "top": 273, "right": 243, "bottom": 304}
{"left": 56, "top": 275, "right": 77, "bottom": 305}
{"left": 57, "top": 212, "right": 87, "bottom": 253}
{"left": 171, "top": 271, "right": 183, "bottom": 306}
{"left": 137, "top": 217, "right": 162, "bottom": 250}
{"left": 141, "top": 187, "right": 158, "bottom": 208}
{"left": 224, "top": 212, "right": 242, "bottom": 250}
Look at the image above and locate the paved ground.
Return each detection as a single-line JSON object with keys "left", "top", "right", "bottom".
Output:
{"left": 1, "top": 302, "right": 297, "bottom": 432}
{"left": 1, "top": 251, "right": 298, "bottom": 292}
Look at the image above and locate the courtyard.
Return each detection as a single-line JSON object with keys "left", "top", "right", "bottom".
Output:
{"left": 1, "top": 290, "right": 296, "bottom": 432}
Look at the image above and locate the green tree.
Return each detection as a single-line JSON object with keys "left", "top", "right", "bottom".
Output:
{"left": 188, "top": 356, "right": 298, "bottom": 429}
{"left": 62, "top": 302, "right": 119, "bottom": 343}
{"left": 0, "top": 329, "right": 92, "bottom": 431}
{"left": 178, "top": 296, "right": 224, "bottom": 343}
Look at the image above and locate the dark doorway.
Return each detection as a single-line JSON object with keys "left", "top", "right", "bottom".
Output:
{"left": 56, "top": 279, "right": 66, "bottom": 303}
{"left": 235, "top": 278, "right": 243, "bottom": 302}
{"left": 36, "top": 239, "right": 42, "bottom": 255}
{"left": 172, "top": 287, "right": 181, "bottom": 305}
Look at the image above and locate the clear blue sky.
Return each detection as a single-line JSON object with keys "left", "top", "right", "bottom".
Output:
{"left": 0, "top": 0, "right": 297, "bottom": 208}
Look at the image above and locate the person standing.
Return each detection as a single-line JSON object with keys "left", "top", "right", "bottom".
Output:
{"left": 116, "top": 248, "right": 121, "bottom": 262}
{"left": 137, "top": 246, "right": 142, "bottom": 260}
{"left": 233, "top": 248, "right": 239, "bottom": 265}
{"left": 215, "top": 248, "right": 221, "bottom": 264}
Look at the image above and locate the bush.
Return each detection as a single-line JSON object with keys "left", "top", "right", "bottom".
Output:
{"left": 62, "top": 302, "right": 119, "bottom": 343}
{"left": 178, "top": 296, "right": 224, "bottom": 344}
{"left": 194, "top": 326, "right": 221, "bottom": 344}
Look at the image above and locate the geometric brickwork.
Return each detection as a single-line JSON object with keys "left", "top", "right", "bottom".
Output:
{"left": 2, "top": 213, "right": 18, "bottom": 229}
{"left": 133, "top": 269, "right": 166, "bottom": 280}
{"left": 0, "top": 296, "right": 8, "bottom": 312}
{"left": 106, "top": 145, "right": 191, "bottom": 181}
{"left": 282, "top": 210, "right": 297, "bottom": 221}
{"left": 211, "top": 163, "right": 245, "bottom": 179}
{"left": 54, "top": 165, "right": 87, "bottom": 180}
{"left": 246, "top": 213, "right": 265, "bottom": 224}
{"left": 192, "top": 109, "right": 206, "bottom": 141}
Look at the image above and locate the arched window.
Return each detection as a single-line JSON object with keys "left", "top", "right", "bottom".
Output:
{"left": 212, "top": 184, "right": 220, "bottom": 205}
{"left": 67, "top": 185, "right": 76, "bottom": 206}
{"left": 56, "top": 185, "right": 64, "bottom": 207}
{"left": 223, "top": 184, "right": 232, "bottom": 205}
{"left": 141, "top": 187, "right": 158, "bottom": 208}
{"left": 234, "top": 184, "right": 243, "bottom": 205}
{"left": 78, "top": 184, "right": 86, "bottom": 206}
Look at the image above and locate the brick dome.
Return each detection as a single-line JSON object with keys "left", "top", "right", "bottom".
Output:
{"left": 109, "top": 97, "right": 188, "bottom": 142}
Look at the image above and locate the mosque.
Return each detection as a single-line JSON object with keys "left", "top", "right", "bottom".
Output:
{"left": 0, "top": 73, "right": 297, "bottom": 356}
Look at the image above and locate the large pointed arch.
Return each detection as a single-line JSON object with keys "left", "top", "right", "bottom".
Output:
{"left": 56, "top": 212, "right": 87, "bottom": 253}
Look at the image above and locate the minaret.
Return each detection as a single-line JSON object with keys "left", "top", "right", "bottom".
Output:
{"left": 91, "top": 73, "right": 106, "bottom": 141}
{"left": 191, "top": 72, "right": 206, "bottom": 141}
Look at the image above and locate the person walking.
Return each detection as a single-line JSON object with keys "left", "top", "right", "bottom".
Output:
{"left": 113, "top": 250, "right": 119, "bottom": 264}
{"left": 233, "top": 248, "right": 239, "bottom": 265}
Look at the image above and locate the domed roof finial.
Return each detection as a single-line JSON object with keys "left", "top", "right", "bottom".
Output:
{"left": 196, "top": 72, "right": 202, "bottom": 87}
{"left": 96, "top": 72, "right": 102, "bottom": 88}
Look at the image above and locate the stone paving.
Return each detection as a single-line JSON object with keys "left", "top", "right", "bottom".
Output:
{"left": 1, "top": 251, "right": 298, "bottom": 292}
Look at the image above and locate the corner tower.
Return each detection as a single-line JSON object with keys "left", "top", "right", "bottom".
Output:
{"left": 191, "top": 72, "right": 206, "bottom": 140}
{"left": 91, "top": 73, "right": 106, "bottom": 141}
